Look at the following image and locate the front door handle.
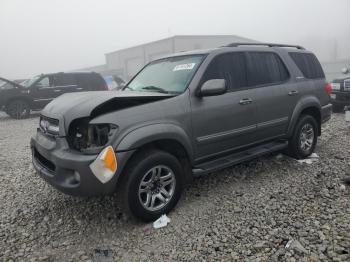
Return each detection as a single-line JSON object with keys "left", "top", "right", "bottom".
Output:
{"left": 239, "top": 98, "right": 253, "bottom": 105}
{"left": 53, "top": 89, "right": 62, "bottom": 93}
{"left": 288, "top": 90, "right": 299, "bottom": 96}
{"left": 76, "top": 87, "right": 83, "bottom": 90}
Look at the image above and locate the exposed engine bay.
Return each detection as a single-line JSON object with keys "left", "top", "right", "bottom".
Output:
{"left": 67, "top": 117, "right": 118, "bottom": 153}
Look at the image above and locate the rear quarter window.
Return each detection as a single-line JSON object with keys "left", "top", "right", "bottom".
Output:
{"left": 88, "top": 74, "right": 106, "bottom": 90}
{"left": 289, "top": 52, "right": 325, "bottom": 79}
{"left": 76, "top": 74, "right": 104, "bottom": 90}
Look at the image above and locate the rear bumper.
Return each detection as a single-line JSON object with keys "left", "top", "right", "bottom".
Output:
{"left": 30, "top": 130, "right": 134, "bottom": 196}
{"left": 321, "top": 103, "right": 332, "bottom": 124}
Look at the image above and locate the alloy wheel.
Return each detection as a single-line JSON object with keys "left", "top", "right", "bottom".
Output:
{"left": 138, "top": 165, "right": 176, "bottom": 211}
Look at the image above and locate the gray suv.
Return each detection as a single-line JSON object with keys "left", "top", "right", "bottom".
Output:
{"left": 31, "top": 43, "right": 332, "bottom": 221}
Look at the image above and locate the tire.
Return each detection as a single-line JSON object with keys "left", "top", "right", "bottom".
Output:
{"left": 118, "top": 150, "right": 184, "bottom": 222}
{"left": 6, "top": 100, "right": 30, "bottom": 119}
{"left": 332, "top": 104, "right": 344, "bottom": 113}
{"left": 288, "top": 115, "right": 318, "bottom": 159}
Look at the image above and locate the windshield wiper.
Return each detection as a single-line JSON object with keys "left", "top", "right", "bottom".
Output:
{"left": 123, "top": 86, "right": 134, "bottom": 91}
{"left": 141, "top": 86, "right": 168, "bottom": 94}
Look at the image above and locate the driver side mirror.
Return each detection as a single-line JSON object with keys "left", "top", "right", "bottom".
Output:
{"left": 197, "top": 79, "right": 227, "bottom": 97}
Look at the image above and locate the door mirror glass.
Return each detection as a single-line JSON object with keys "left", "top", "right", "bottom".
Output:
{"left": 198, "top": 79, "right": 227, "bottom": 97}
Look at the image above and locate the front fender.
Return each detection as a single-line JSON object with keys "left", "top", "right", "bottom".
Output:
{"left": 287, "top": 96, "right": 321, "bottom": 137}
{"left": 115, "top": 123, "right": 194, "bottom": 162}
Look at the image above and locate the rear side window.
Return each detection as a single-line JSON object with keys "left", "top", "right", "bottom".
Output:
{"left": 246, "top": 52, "right": 289, "bottom": 87}
{"left": 54, "top": 74, "right": 77, "bottom": 86}
{"left": 76, "top": 74, "right": 91, "bottom": 90}
{"left": 76, "top": 74, "right": 102, "bottom": 90}
{"left": 289, "top": 52, "right": 325, "bottom": 79}
{"left": 202, "top": 52, "right": 248, "bottom": 90}
{"left": 87, "top": 74, "right": 106, "bottom": 90}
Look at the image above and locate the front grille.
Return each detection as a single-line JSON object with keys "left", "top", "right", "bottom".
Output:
{"left": 344, "top": 79, "right": 350, "bottom": 91}
{"left": 34, "top": 148, "right": 56, "bottom": 173}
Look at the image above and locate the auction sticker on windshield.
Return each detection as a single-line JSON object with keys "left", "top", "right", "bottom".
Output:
{"left": 173, "top": 63, "right": 196, "bottom": 71}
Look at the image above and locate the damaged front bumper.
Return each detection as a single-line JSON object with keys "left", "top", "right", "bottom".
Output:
{"left": 30, "top": 129, "right": 134, "bottom": 196}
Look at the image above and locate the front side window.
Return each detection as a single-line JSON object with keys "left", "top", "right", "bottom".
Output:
{"left": 201, "top": 52, "right": 248, "bottom": 90}
{"left": 247, "top": 52, "right": 290, "bottom": 87}
{"left": 22, "top": 75, "right": 41, "bottom": 88}
{"left": 35, "top": 77, "right": 51, "bottom": 88}
{"left": 125, "top": 55, "right": 204, "bottom": 94}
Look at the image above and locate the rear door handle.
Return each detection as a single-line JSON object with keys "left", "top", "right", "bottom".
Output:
{"left": 239, "top": 98, "right": 253, "bottom": 105}
{"left": 53, "top": 89, "right": 62, "bottom": 93}
{"left": 288, "top": 90, "right": 299, "bottom": 96}
{"left": 76, "top": 87, "right": 83, "bottom": 90}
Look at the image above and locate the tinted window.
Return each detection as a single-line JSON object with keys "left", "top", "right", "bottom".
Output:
{"left": 54, "top": 74, "right": 77, "bottom": 86}
{"left": 247, "top": 52, "right": 289, "bottom": 86}
{"left": 289, "top": 52, "right": 325, "bottom": 79}
{"left": 86, "top": 74, "right": 105, "bottom": 90}
{"left": 202, "top": 52, "right": 247, "bottom": 90}
{"left": 76, "top": 74, "right": 91, "bottom": 90}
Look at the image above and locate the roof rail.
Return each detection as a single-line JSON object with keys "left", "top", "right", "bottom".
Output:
{"left": 225, "top": 42, "right": 305, "bottom": 50}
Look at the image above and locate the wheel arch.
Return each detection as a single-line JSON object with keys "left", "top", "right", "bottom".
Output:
{"left": 115, "top": 124, "right": 194, "bottom": 183}
{"left": 287, "top": 98, "right": 322, "bottom": 137}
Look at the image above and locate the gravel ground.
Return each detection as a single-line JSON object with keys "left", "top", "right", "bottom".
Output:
{"left": 0, "top": 111, "right": 350, "bottom": 262}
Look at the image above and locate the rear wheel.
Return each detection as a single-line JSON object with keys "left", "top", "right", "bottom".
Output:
{"left": 288, "top": 115, "right": 318, "bottom": 159}
{"left": 6, "top": 100, "right": 30, "bottom": 119}
{"left": 332, "top": 104, "right": 344, "bottom": 113}
{"left": 118, "top": 150, "right": 184, "bottom": 222}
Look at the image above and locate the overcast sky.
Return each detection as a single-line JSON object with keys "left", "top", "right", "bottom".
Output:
{"left": 1, "top": 0, "right": 349, "bottom": 79}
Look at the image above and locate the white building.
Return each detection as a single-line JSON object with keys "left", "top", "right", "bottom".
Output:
{"left": 103, "top": 35, "right": 256, "bottom": 81}
{"left": 77, "top": 35, "right": 350, "bottom": 82}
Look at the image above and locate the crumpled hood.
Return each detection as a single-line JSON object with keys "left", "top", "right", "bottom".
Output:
{"left": 41, "top": 91, "right": 174, "bottom": 134}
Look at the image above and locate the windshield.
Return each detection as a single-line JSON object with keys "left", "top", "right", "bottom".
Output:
{"left": 22, "top": 75, "right": 40, "bottom": 88}
{"left": 0, "top": 80, "right": 15, "bottom": 90}
{"left": 125, "top": 55, "right": 204, "bottom": 94}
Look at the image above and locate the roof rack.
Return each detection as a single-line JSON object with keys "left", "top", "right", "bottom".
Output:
{"left": 225, "top": 42, "right": 305, "bottom": 50}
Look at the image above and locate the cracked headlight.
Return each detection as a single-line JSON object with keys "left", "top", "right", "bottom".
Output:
{"left": 68, "top": 118, "right": 118, "bottom": 153}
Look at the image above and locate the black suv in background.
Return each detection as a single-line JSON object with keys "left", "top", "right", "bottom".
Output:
{"left": 0, "top": 72, "right": 108, "bottom": 119}
{"left": 330, "top": 74, "right": 350, "bottom": 112}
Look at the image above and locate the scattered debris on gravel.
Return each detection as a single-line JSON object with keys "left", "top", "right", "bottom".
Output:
{"left": 0, "top": 112, "right": 350, "bottom": 261}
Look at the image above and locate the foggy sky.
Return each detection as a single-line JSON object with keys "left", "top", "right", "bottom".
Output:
{"left": 1, "top": 0, "right": 349, "bottom": 79}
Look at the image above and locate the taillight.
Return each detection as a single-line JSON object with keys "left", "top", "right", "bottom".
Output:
{"left": 325, "top": 83, "right": 332, "bottom": 96}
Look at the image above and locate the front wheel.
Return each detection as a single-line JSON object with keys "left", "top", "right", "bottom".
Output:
{"left": 6, "top": 100, "right": 30, "bottom": 119}
{"left": 118, "top": 150, "right": 184, "bottom": 222}
{"left": 288, "top": 115, "right": 318, "bottom": 159}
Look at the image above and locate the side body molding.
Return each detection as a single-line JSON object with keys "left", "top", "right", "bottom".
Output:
{"left": 287, "top": 96, "right": 321, "bottom": 137}
{"left": 115, "top": 123, "right": 194, "bottom": 163}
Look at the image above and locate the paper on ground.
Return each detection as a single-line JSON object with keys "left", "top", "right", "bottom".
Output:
{"left": 153, "top": 214, "right": 171, "bottom": 229}
{"left": 297, "top": 153, "right": 319, "bottom": 164}
{"left": 345, "top": 111, "right": 350, "bottom": 122}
